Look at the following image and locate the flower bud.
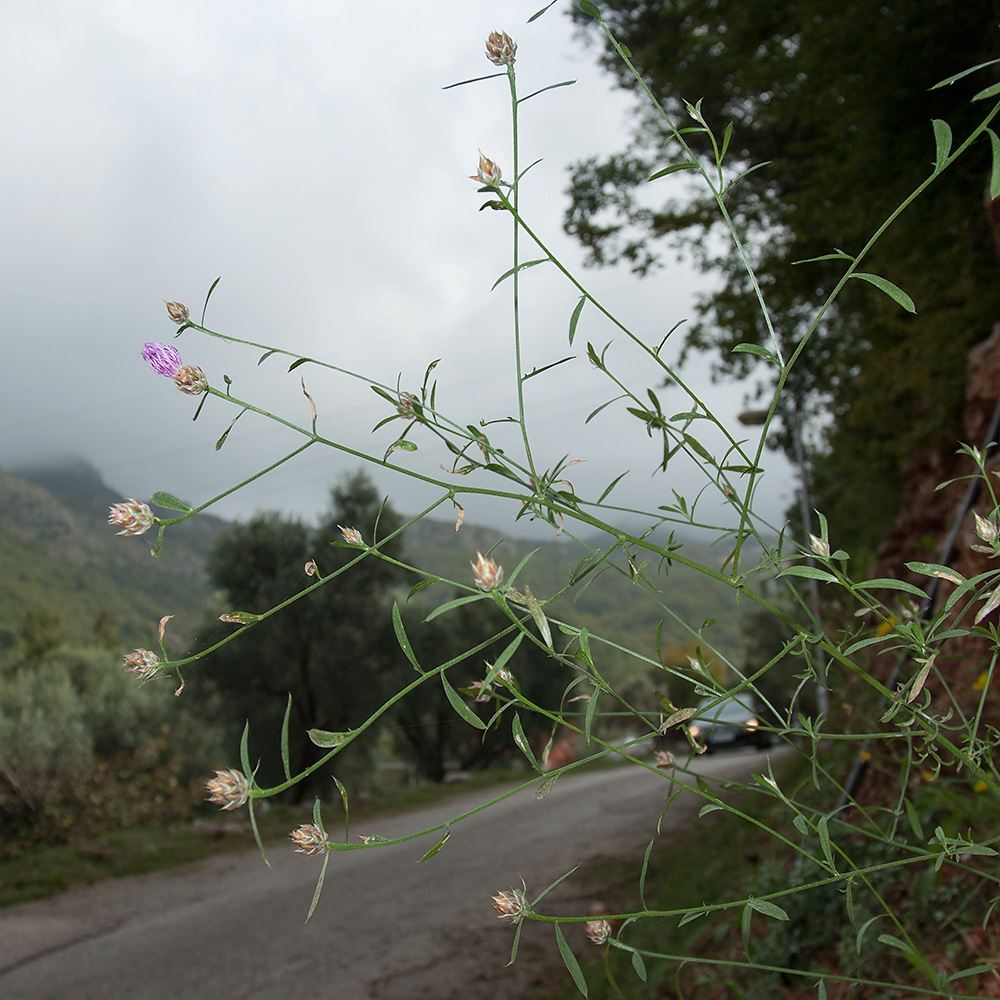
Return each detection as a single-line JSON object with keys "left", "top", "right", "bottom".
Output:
{"left": 338, "top": 525, "right": 364, "bottom": 546}
{"left": 289, "top": 823, "right": 328, "bottom": 856}
{"left": 471, "top": 550, "right": 504, "bottom": 591}
{"left": 485, "top": 30, "right": 517, "bottom": 66}
{"left": 142, "top": 342, "right": 183, "bottom": 377}
{"left": 585, "top": 919, "right": 612, "bottom": 945}
{"left": 491, "top": 886, "right": 527, "bottom": 924}
{"left": 205, "top": 768, "right": 250, "bottom": 811}
{"left": 809, "top": 533, "right": 831, "bottom": 558}
{"left": 974, "top": 512, "right": 998, "bottom": 544}
{"left": 109, "top": 498, "right": 155, "bottom": 536}
{"left": 123, "top": 648, "right": 159, "bottom": 681}
{"left": 470, "top": 152, "right": 502, "bottom": 188}
{"left": 164, "top": 300, "right": 189, "bottom": 324}
{"left": 172, "top": 364, "right": 208, "bottom": 395}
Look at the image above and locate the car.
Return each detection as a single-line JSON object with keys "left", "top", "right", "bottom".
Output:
{"left": 686, "top": 696, "right": 774, "bottom": 752}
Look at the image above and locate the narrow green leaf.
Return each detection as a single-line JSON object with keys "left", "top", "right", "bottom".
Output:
{"left": 528, "top": 1, "right": 559, "bottom": 23}
{"left": 554, "top": 925, "right": 588, "bottom": 997}
{"left": 903, "top": 799, "right": 924, "bottom": 841}
{"left": 584, "top": 687, "right": 599, "bottom": 744}
{"left": 987, "top": 128, "right": 1000, "bottom": 200}
{"left": 512, "top": 713, "right": 540, "bottom": 771}
{"left": 741, "top": 901, "right": 753, "bottom": 955}
{"left": 852, "top": 577, "right": 929, "bottom": 599}
{"left": 647, "top": 162, "right": 699, "bottom": 181}
{"left": 678, "top": 909, "right": 708, "bottom": 927}
{"left": 817, "top": 816, "right": 836, "bottom": 872}
{"left": 638, "top": 839, "right": 654, "bottom": 910}
{"left": 850, "top": 272, "right": 916, "bottom": 313}
{"left": 856, "top": 915, "right": 881, "bottom": 954}
{"left": 200, "top": 275, "right": 221, "bottom": 325}
{"left": 424, "top": 593, "right": 485, "bottom": 622}
{"left": 973, "top": 81, "right": 1000, "bottom": 102}
{"left": 578, "top": 0, "right": 601, "bottom": 19}
{"left": 947, "top": 964, "right": 1000, "bottom": 982}
{"left": 748, "top": 897, "right": 789, "bottom": 921}
{"left": 792, "top": 814, "right": 810, "bottom": 836}
{"left": 699, "top": 803, "right": 724, "bottom": 817}
{"left": 791, "top": 249, "right": 855, "bottom": 265}
{"left": 307, "top": 728, "right": 350, "bottom": 748}
{"left": 257, "top": 349, "right": 277, "bottom": 366}
{"left": 720, "top": 121, "right": 733, "bottom": 160}
{"left": 597, "top": 470, "right": 629, "bottom": 503}
{"left": 630, "top": 950, "right": 647, "bottom": 982}
{"left": 280, "top": 694, "right": 293, "bottom": 781}
{"left": 304, "top": 850, "right": 330, "bottom": 923}
{"left": 683, "top": 433, "right": 714, "bottom": 463}
{"left": 441, "top": 673, "right": 487, "bottom": 729}
{"left": 523, "top": 356, "right": 575, "bottom": 382}
{"left": 568, "top": 294, "right": 587, "bottom": 345}
{"left": 585, "top": 394, "right": 627, "bottom": 424}
{"left": 287, "top": 357, "right": 312, "bottom": 372}
{"left": 417, "top": 829, "right": 450, "bottom": 862}
{"left": 731, "top": 343, "right": 780, "bottom": 364}
{"left": 491, "top": 258, "right": 548, "bottom": 290}
{"left": 215, "top": 407, "right": 248, "bottom": 450}
{"left": 151, "top": 491, "right": 193, "bottom": 513}
{"left": 776, "top": 565, "right": 839, "bottom": 584}
{"left": 932, "top": 57, "right": 1000, "bottom": 89}
{"left": 392, "top": 602, "right": 423, "bottom": 673}
{"left": 931, "top": 118, "right": 953, "bottom": 168}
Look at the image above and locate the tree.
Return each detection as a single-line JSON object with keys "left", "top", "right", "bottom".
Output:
{"left": 567, "top": 0, "right": 1000, "bottom": 559}
{"left": 195, "top": 471, "right": 407, "bottom": 798}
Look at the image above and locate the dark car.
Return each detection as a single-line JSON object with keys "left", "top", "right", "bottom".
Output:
{"left": 686, "top": 697, "right": 774, "bottom": 752}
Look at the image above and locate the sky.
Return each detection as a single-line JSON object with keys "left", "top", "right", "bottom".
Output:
{"left": 1, "top": 0, "right": 794, "bottom": 541}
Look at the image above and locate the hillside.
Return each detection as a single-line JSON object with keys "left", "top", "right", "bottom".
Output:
{"left": 0, "top": 460, "right": 226, "bottom": 650}
{"left": 0, "top": 459, "right": 753, "bottom": 687}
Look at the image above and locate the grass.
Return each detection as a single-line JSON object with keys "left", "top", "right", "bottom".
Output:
{"left": 0, "top": 767, "right": 535, "bottom": 909}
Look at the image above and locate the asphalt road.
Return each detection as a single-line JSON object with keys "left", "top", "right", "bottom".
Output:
{"left": 0, "top": 749, "right": 781, "bottom": 999}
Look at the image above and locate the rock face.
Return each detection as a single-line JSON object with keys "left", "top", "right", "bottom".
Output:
{"left": 859, "top": 325, "right": 1000, "bottom": 794}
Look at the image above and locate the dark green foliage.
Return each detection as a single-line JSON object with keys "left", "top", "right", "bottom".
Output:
{"left": 194, "top": 471, "right": 407, "bottom": 798}
{"left": 567, "top": 0, "right": 1000, "bottom": 556}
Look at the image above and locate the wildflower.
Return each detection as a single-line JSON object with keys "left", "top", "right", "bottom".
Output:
{"left": 109, "top": 498, "right": 155, "bottom": 536}
{"left": 289, "top": 823, "right": 328, "bottom": 856}
{"left": 142, "top": 342, "right": 183, "bottom": 377}
{"left": 491, "top": 886, "right": 527, "bottom": 924}
{"left": 205, "top": 768, "right": 250, "bottom": 811}
{"left": 470, "top": 152, "right": 502, "bottom": 188}
{"left": 164, "top": 300, "right": 189, "bottom": 324}
{"left": 973, "top": 780, "right": 989, "bottom": 793}
{"left": 123, "top": 648, "right": 159, "bottom": 681}
{"left": 173, "top": 365, "right": 208, "bottom": 395}
{"left": 485, "top": 30, "right": 517, "bottom": 66}
{"left": 585, "top": 919, "right": 612, "bottom": 945}
{"left": 471, "top": 550, "right": 504, "bottom": 591}
{"left": 809, "top": 533, "right": 831, "bottom": 558}
{"left": 973, "top": 672, "right": 989, "bottom": 692}
{"left": 338, "top": 525, "right": 363, "bottom": 546}
{"left": 974, "top": 512, "right": 998, "bottom": 544}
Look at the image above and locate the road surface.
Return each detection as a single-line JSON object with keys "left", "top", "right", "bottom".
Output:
{"left": 0, "top": 749, "right": 782, "bottom": 999}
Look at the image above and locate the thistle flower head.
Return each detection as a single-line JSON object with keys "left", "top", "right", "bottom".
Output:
{"left": 205, "top": 768, "right": 250, "bottom": 811}
{"left": 585, "top": 919, "right": 612, "bottom": 945}
{"left": 470, "top": 152, "right": 502, "bottom": 188}
{"left": 471, "top": 550, "right": 504, "bottom": 591}
{"left": 172, "top": 364, "right": 208, "bottom": 395}
{"left": 338, "top": 525, "right": 364, "bottom": 546}
{"left": 142, "top": 342, "right": 183, "bottom": 377}
{"left": 491, "top": 886, "right": 527, "bottom": 924}
{"left": 485, "top": 30, "right": 517, "bottom": 66}
{"left": 164, "top": 300, "right": 189, "bottom": 324}
{"left": 123, "top": 648, "right": 159, "bottom": 681}
{"left": 289, "top": 823, "right": 328, "bottom": 856}
{"left": 109, "top": 498, "right": 155, "bottom": 536}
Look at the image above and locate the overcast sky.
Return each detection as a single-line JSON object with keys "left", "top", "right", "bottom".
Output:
{"left": 1, "top": 0, "right": 794, "bottom": 540}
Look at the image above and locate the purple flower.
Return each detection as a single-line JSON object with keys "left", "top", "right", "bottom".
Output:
{"left": 142, "top": 342, "right": 183, "bottom": 377}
